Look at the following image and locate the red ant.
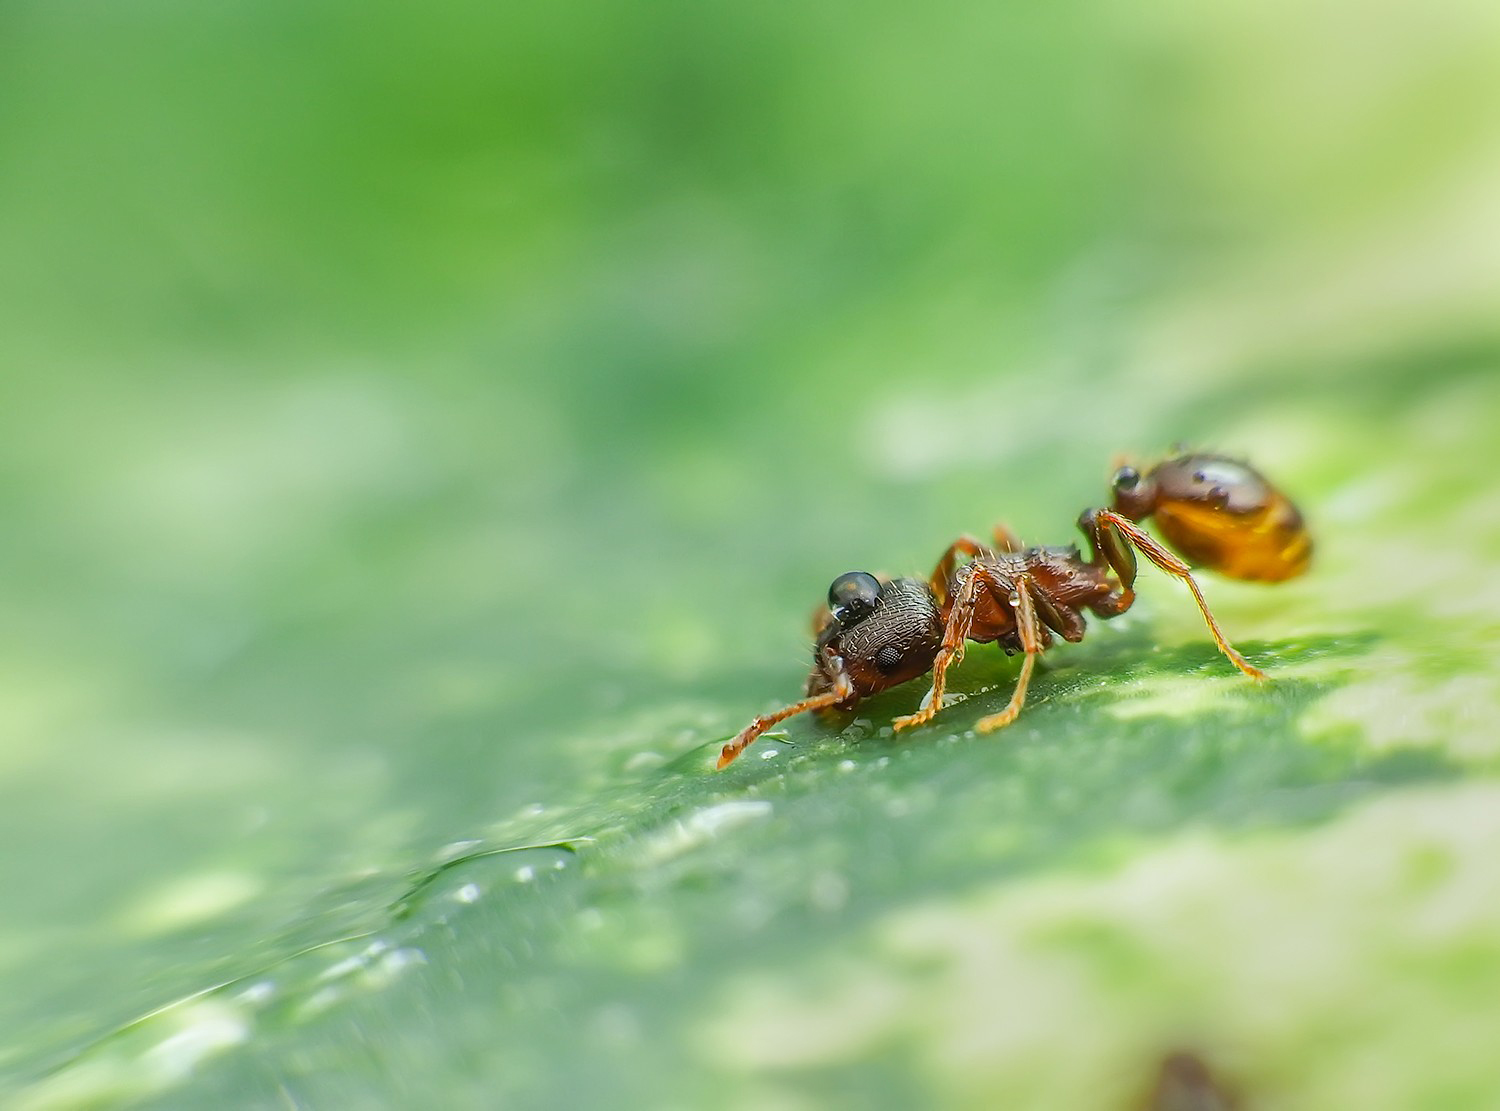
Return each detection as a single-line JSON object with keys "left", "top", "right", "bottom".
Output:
{"left": 716, "top": 453, "right": 1310, "bottom": 768}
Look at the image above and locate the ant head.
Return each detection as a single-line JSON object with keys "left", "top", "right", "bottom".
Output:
{"left": 1109, "top": 464, "right": 1158, "bottom": 521}
{"left": 827, "top": 570, "right": 881, "bottom": 628}
{"left": 818, "top": 575, "right": 944, "bottom": 694}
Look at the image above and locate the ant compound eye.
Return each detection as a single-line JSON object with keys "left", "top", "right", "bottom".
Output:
{"left": 1112, "top": 466, "right": 1140, "bottom": 491}
{"left": 828, "top": 571, "right": 880, "bottom": 627}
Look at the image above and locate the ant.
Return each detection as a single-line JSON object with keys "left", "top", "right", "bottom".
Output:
{"left": 716, "top": 452, "right": 1310, "bottom": 768}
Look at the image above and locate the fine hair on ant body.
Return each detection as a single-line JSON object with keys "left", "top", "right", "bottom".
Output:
{"left": 717, "top": 452, "right": 1311, "bottom": 769}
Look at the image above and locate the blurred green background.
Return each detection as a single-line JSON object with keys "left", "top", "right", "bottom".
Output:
{"left": 3, "top": 0, "right": 1500, "bottom": 1107}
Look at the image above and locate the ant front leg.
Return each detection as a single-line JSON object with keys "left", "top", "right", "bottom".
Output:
{"left": 1085, "top": 508, "right": 1267, "bottom": 682}
{"left": 973, "top": 576, "right": 1042, "bottom": 733}
{"left": 718, "top": 664, "right": 855, "bottom": 769}
{"left": 892, "top": 564, "right": 979, "bottom": 733}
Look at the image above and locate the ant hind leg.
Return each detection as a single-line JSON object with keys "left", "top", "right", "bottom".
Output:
{"left": 1091, "top": 509, "right": 1267, "bottom": 681}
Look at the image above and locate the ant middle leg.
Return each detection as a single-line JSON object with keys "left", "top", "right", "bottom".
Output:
{"left": 928, "top": 534, "right": 987, "bottom": 609}
{"left": 991, "top": 523, "right": 1022, "bottom": 552}
{"left": 974, "top": 575, "right": 1043, "bottom": 733}
{"left": 928, "top": 526, "right": 1019, "bottom": 607}
{"left": 1084, "top": 509, "right": 1267, "bottom": 681}
{"left": 892, "top": 565, "right": 978, "bottom": 733}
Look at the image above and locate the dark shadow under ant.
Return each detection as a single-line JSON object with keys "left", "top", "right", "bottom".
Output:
{"left": 718, "top": 453, "right": 1312, "bottom": 769}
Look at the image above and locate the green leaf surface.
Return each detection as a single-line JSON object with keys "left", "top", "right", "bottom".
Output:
{"left": 3, "top": 1, "right": 1500, "bottom": 1108}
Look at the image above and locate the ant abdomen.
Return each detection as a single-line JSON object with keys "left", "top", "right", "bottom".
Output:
{"left": 1111, "top": 453, "right": 1311, "bottom": 583}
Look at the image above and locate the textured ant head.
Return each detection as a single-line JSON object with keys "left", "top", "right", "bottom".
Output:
{"left": 813, "top": 574, "right": 943, "bottom": 696}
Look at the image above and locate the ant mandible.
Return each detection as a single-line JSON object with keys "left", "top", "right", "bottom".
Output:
{"left": 717, "top": 452, "right": 1311, "bottom": 768}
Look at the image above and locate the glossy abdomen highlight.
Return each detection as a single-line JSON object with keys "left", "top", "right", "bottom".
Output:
{"left": 1155, "top": 494, "right": 1312, "bottom": 582}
